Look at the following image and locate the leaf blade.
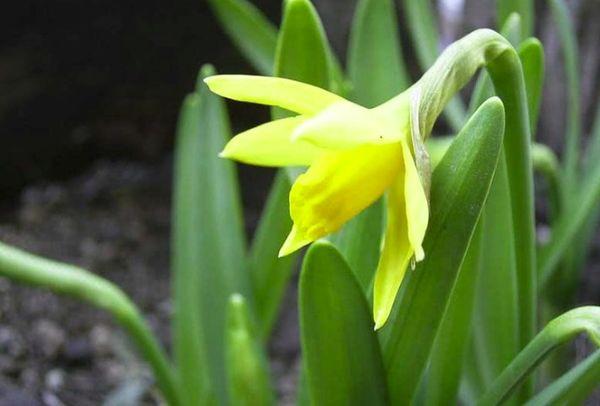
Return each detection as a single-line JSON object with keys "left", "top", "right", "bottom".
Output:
{"left": 300, "top": 241, "right": 388, "bottom": 406}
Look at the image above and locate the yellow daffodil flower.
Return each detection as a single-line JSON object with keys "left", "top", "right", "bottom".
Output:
{"left": 205, "top": 75, "right": 428, "bottom": 329}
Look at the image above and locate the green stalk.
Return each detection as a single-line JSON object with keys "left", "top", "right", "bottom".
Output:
{"left": 0, "top": 241, "right": 182, "bottom": 406}
{"left": 478, "top": 306, "right": 600, "bottom": 405}
{"left": 415, "top": 29, "right": 536, "bottom": 363}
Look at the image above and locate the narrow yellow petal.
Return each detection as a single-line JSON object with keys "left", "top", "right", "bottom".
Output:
{"left": 282, "top": 143, "right": 403, "bottom": 256}
{"left": 400, "top": 139, "right": 429, "bottom": 261}
{"left": 278, "top": 225, "right": 312, "bottom": 257}
{"left": 204, "top": 75, "right": 344, "bottom": 115}
{"left": 293, "top": 101, "right": 411, "bottom": 150}
{"left": 373, "top": 174, "right": 413, "bottom": 330}
{"left": 220, "top": 116, "right": 324, "bottom": 167}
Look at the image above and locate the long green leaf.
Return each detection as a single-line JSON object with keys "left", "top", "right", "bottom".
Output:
{"left": 568, "top": 102, "right": 600, "bottom": 298}
{"left": 380, "top": 97, "right": 505, "bottom": 404}
{"left": 249, "top": 172, "right": 296, "bottom": 340}
{"left": 465, "top": 154, "right": 520, "bottom": 400}
{"left": 273, "top": 0, "right": 331, "bottom": 113}
{"left": 226, "top": 294, "right": 275, "bottom": 405}
{"left": 401, "top": 0, "right": 466, "bottom": 132}
{"left": 519, "top": 38, "right": 544, "bottom": 134}
{"left": 539, "top": 153, "right": 600, "bottom": 289}
{"left": 171, "top": 90, "right": 213, "bottom": 405}
{"left": 478, "top": 306, "right": 600, "bottom": 405}
{"left": 525, "top": 350, "right": 600, "bottom": 405}
{"left": 347, "top": 0, "right": 409, "bottom": 107}
{"left": 548, "top": 0, "right": 581, "bottom": 195}
{"left": 463, "top": 22, "right": 524, "bottom": 390}
{"left": 423, "top": 223, "right": 483, "bottom": 405}
{"left": 172, "top": 65, "right": 248, "bottom": 405}
{"left": 495, "top": 0, "right": 534, "bottom": 37}
{"left": 300, "top": 241, "right": 388, "bottom": 405}
{"left": 207, "top": 0, "right": 277, "bottom": 75}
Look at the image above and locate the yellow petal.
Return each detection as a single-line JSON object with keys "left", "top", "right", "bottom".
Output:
{"left": 401, "top": 139, "right": 429, "bottom": 261}
{"left": 280, "top": 143, "right": 403, "bottom": 256}
{"left": 220, "top": 116, "right": 324, "bottom": 167}
{"left": 293, "top": 101, "right": 411, "bottom": 150}
{"left": 278, "top": 224, "right": 312, "bottom": 257}
{"left": 373, "top": 174, "right": 413, "bottom": 330}
{"left": 204, "top": 75, "right": 343, "bottom": 115}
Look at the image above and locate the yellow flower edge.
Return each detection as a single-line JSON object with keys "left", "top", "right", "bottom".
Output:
{"left": 205, "top": 74, "right": 429, "bottom": 329}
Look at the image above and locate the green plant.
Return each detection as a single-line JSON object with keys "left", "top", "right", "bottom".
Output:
{"left": 0, "top": 0, "right": 598, "bottom": 404}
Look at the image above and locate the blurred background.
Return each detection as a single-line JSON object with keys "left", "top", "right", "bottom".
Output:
{"left": 0, "top": 0, "right": 598, "bottom": 404}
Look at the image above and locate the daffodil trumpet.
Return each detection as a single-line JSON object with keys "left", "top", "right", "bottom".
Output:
{"left": 206, "top": 29, "right": 518, "bottom": 329}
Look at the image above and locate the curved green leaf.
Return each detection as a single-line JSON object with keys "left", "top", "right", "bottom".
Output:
{"left": 525, "top": 350, "right": 600, "bottom": 405}
{"left": 300, "top": 241, "right": 388, "bottom": 406}
{"left": 478, "top": 306, "right": 600, "bottom": 405}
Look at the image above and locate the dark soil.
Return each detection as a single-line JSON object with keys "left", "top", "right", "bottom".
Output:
{"left": 0, "top": 159, "right": 300, "bottom": 405}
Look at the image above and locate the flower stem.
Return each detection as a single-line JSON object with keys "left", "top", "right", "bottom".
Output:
{"left": 414, "top": 29, "right": 537, "bottom": 396}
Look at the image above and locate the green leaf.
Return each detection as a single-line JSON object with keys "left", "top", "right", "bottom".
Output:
{"left": 273, "top": 0, "right": 331, "bottom": 120}
{"left": 478, "top": 306, "right": 600, "bottom": 405}
{"left": 567, "top": 102, "right": 600, "bottom": 299}
{"left": 495, "top": 0, "right": 534, "bottom": 37}
{"left": 226, "top": 294, "right": 275, "bottom": 406}
{"left": 249, "top": 171, "right": 296, "bottom": 340}
{"left": 401, "top": 0, "right": 466, "bottom": 132}
{"left": 347, "top": 0, "right": 410, "bottom": 107}
{"left": 525, "top": 350, "right": 600, "bottom": 405}
{"left": 422, "top": 223, "right": 483, "bottom": 405}
{"left": 538, "top": 153, "right": 600, "bottom": 290}
{"left": 519, "top": 38, "right": 544, "bottom": 134}
{"left": 548, "top": 0, "right": 581, "bottom": 196}
{"left": 171, "top": 65, "right": 248, "bottom": 405}
{"left": 464, "top": 154, "right": 520, "bottom": 401}
{"left": 299, "top": 241, "right": 388, "bottom": 406}
{"left": 380, "top": 97, "right": 505, "bottom": 404}
{"left": 171, "top": 91, "right": 213, "bottom": 405}
{"left": 207, "top": 0, "right": 277, "bottom": 75}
